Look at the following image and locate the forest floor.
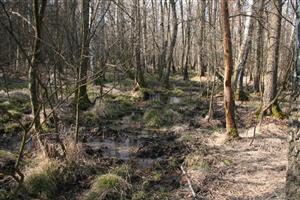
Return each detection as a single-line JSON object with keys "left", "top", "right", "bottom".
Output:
{"left": 196, "top": 118, "right": 289, "bottom": 199}
{"left": 0, "top": 72, "right": 298, "bottom": 200}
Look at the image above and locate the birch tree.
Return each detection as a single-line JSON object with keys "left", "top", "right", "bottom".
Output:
{"left": 233, "top": 0, "right": 254, "bottom": 100}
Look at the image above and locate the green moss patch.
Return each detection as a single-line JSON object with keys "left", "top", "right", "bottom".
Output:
{"left": 271, "top": 104, "right": 287, "bottom": 119}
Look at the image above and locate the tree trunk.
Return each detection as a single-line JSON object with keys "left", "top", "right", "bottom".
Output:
{"left": 78, "top": 0, "right": 91, "bottom": 108}
{"left": 158, "top": 0, "right": 167, "bottom": 79}
{"left": 29, "top": 0, "right": 47, "bottom": 131}
{"left": 294, "top": 0, "right": 300, "bottom": 92}
{"left": 164, "top": 0, "right": 177, "bottom": 87}
{"left": 183, "top": 0, "right": 191, "bottom": 81}
{"left": 198, "top": 0, "right": 206, "bottom": 77}
{"left": 262, "top": 0, "right": 282, "bottom": 115}
{"left": 220, "top": 0, "right": 238, "bottom": 138}
{"left": 233, "top": 0, "right": 254, "bottom": 100}
{"left": 135, "top": 0, "right": 146, "bottom": 88}
{"left": 180, "top": 0, "right": 185, "bottom": 73}
{"left": 254, "top": 0, "right": 265, "bottom": 92}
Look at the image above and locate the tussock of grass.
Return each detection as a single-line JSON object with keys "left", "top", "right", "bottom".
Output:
{"left": 110, "top": 164, "right": 132, "bottom": 180}
{"left": 84, "top": 174, "right": 130, "bottom": 200}
{"left": 24, "top": 159, "right": 60, "bottom": 199}
{"left": 143, "top": 108, "right": 180, "bottom": 128}
{"left": 88, "top": 95, "right": 135, "bottom": 121}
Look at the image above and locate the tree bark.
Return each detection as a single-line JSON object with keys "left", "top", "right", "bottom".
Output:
{"left": 254, "top": 0, "right": 265, "bottom": 92}
{"left": 294, "top": 0, "right": 300, "bottom": 92}
{"left": 183, "top": 0, "right": 191, "bottom": 81}
{"left": 233, "top": 0, "right": 254, "bottom": 100}
{"left": 164, "top": 0, "right": 177, "bottom": 87}
{"left": 29, "top": 0, "right": 47, "bottom": 131}
{"left": 78, "top": 0, "right": 91, "bottom": 108}
{"left": 220, "top": 0, "right": 238, "bottom": 138}
{"left": 262, "top": 0, "right": 282, "bottom": 115}
{"left": 198, "top": 0, "right": 206, "bottom": 77}
{"left": 134, "top": 0, "right": 146, "bottom": 88}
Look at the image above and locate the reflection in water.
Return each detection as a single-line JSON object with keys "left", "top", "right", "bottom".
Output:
{"left": 169, "top": 97, "right": 182, "bottom": 104}
{"left": 86, "top": 134, "right": 162, "bottom": 168}
{"left": 149, "top": 93, "right": 182, "bottom": 105}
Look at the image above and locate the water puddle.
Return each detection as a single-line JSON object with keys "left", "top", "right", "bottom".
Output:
{"left": 85, "top": 132, "right": 171, "bottom": 168}
{"left": 149, "top": 93, "right": 182, "bottom": 105}
{"left": 169, "top": 96, "right": 182, "bottom": 104}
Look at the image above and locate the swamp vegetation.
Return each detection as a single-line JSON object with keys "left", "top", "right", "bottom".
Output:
{"left": 0, "top": 0, "right": 300, "bottom": 199}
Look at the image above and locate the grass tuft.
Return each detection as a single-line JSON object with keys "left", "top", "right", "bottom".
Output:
{"left": 84, "top": 174, "right": 130, "bottom": 200}
{"left": 24, "top": 159, "right": 60, "bottom": 199}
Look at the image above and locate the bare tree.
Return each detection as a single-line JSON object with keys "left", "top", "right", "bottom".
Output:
{"left": 163, "top": 0, "right": 177, "bottom": 87}
{"left": 29, "top": 0, "right": 47, "bottom": 130}
{"left": 220, "top": 0, "right": 238, "bottom": 138}
{"left": 262, "top": 0, "right": 283, "bottom": 115}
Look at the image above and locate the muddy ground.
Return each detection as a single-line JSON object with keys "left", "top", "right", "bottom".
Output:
{"left": 0, "top": 73, "right": 298, "bottom": 199}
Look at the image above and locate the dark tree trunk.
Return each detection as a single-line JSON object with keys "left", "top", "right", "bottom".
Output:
{"left": 29, "top": 0, "right": 47, "bottom": 131}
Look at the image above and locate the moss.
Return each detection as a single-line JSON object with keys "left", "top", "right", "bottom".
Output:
{"left": 24, "top": 159, "right": 60, "bottom": 199}
{"left": 84, "top": 174, "right": 130, "bottom": 200}
{"left": 0, "top": 97, "right": 31, "bottom": 134}
{"left": 227, "top": 128, "right": 239, "bottom": 139}
{"left": 271, "top": 104, "right": 287, "bottom": 119}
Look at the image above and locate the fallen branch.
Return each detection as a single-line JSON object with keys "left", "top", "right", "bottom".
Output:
{"left": 180, "top": 164, "right": 197, "bottom": 199}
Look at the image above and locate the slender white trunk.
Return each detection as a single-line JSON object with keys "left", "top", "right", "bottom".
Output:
{"left": 233, "top": 0, "right": 254, "bottom": 94}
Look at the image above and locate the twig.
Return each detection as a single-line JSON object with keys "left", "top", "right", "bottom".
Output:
{"left": 180, "top": 164, "right": 197, "bottom": 199}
